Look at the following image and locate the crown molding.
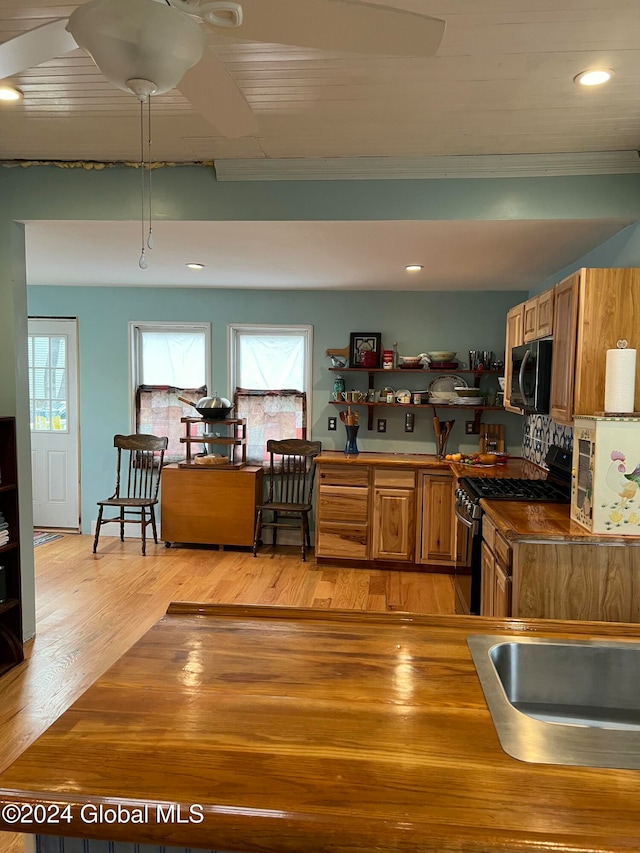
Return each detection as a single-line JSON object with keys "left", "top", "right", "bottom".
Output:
{"left": 214, "top": 151, "right": 640, "bottom": 181}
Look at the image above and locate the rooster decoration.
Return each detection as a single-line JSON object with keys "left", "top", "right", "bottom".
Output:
{"left": 605, "top": 450, "right": 640, "bottom": 528}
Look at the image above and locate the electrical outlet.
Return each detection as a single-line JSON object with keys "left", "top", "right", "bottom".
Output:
{"left": 377, "top": 418, "right": 387, "bottom": 433}
{"left": 405, "top": 412, "right": 415, "bottom": 433}
{"left": 328, "top": 416, "right": 337, "bottom": 431}
{"left": 465, "top": 421, "right": 476, "bottom": 435}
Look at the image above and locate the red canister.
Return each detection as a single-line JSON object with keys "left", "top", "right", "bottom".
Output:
{"left": 360, "top": 349, "right": 378, "bottom": 367}
{"left": 382, "top": 350, "right": 393, "bottom": 369}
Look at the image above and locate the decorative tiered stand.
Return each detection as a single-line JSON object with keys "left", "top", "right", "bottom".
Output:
{"left": 178, "top": 417, "right": 247, "bottom": 468}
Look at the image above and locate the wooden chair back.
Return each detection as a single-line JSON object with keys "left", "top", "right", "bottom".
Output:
{"left": 112, "top": 434, "right": 168, "bottom": 502}
{"left": 265, "top": 438, "right": 323, "bottom": 507}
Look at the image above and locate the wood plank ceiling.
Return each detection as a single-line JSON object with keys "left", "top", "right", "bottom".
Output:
{"left": 0, "top": 0, "right": 639, "bottom": 163}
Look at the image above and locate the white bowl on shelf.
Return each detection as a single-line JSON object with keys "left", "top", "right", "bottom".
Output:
{"left": 429, "top": 390, "right": 455, "bottom": 402}
{"left": 426, "top": 351, "right": 457, "bottom": 362}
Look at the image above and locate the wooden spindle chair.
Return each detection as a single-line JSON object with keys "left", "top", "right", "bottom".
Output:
{"left": 253, "top": 438, "right": 322, "bottom": 561}
{"left": 93, "top": 433, "right": 168, "bottom": 556}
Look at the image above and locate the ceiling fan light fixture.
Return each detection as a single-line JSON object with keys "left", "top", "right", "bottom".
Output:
{"left": 186, "top": 262, "right": 206, "bottom": 270}
{"left": 67, "top": 0, "right": 206, "bottom": 95}
{"left": 574, "top": 68, "right": 614, "bottom": 87}
{"left": 0, "top": 85, "right": 23, "bottom": 102}
{"left": 405, "top": 264, "right": 424, "bottom": 272}
{"left": 127, "top": 78, "right": 157, "bottom": 100}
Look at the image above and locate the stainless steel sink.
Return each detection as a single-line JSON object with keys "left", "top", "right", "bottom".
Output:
{"left": 467, "top": 634, "right": 640, "bottom": 769}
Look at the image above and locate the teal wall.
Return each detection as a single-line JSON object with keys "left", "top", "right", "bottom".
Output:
{"left": 27, "top": 285, "right": 526, "bottom": 533}
{"left": 3, "top": 164, "right": 640, "bottom": 638}
{"left": 530, "top": 221, "right": 640, "bottom": 294}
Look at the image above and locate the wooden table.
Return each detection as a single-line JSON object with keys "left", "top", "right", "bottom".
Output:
{"left": 161, "top": 463, "right": 263, "bottom": 547}
{"left": 2, "top": 604, "right": 640, "bottom": 853}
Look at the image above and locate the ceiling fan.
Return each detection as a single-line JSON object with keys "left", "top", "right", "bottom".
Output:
{"left": 0, "top": 0, "right": 445, "bottom": 139}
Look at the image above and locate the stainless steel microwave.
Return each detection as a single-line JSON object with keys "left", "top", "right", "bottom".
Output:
{"left": 510, "top": 340, "right": 553, "bottom": 413}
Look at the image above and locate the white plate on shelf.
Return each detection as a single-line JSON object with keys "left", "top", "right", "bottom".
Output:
{"left": 428, "top": 374, "right": 468, "bottom": 393}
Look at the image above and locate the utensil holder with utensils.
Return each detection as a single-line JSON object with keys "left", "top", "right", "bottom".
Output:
{"left": 344, "top": 425, "right": 359, "bottom": 455}
{"left": 433, "top": 415, "right": 455, "bottom": 458}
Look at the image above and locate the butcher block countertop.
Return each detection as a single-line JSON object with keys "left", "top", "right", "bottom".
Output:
{"left": 2, "top": 603, "right": 640, "bottom": 853}
{"left": 481, "top": 497, "right": 640, "bottom": 544}
{"left": 316, "top": 450, "right": 544, "bottom": 479}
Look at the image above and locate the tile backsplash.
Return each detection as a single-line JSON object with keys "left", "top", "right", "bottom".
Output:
{"left": 522, "top": 414, "right": 573, "bottom": 468}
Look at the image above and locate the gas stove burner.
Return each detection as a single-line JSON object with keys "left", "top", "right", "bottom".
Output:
{"left": 465, "top": 477, "right": 570, "bottom": 503}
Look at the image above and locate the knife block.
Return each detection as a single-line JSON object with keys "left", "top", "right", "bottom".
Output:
{"left": 479, "top": 423, "right": 504, "bottom": 454}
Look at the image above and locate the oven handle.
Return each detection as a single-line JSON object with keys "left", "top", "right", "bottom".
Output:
{"left": 454, "top": 502, "right": 479, "bottom": 534}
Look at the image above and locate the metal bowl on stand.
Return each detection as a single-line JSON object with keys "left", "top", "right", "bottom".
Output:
{"left": 178, "top": 394, "right": 233, "bottom": 419}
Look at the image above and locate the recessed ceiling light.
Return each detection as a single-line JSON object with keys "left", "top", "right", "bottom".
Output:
{"left": 574, "top": 69, "right": 614, "bottom": 87}
{"left": 186, "top": 262, "right": 205, "bottom": 270}
{"left": 0, "top": 86, "right": 23, "bottom": 102}
{"left": 405, "top": 264, "right": 424, "bottom": 272}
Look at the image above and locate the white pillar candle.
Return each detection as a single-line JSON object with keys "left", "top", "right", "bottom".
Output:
{"left": 604, "top": 342, "right": 637, "bottom": 413}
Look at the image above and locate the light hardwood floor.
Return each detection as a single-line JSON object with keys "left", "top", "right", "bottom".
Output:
{"left": 0, "top": 534, "right": 455, "bottom": 853}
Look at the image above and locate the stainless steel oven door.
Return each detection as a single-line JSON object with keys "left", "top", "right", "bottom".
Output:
{"left": 453, "top": 500, "right": 480, "bottom": 615}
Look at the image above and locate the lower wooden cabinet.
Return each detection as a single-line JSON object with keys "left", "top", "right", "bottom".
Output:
{"left": 316, "top": 465, "right": 370, "bottom": 559}
{"left": 316, "top": 462, "right": 457, "bottom": 567}
{"left": 480, "top": 514, "right": 512, "bottom": 617}
{"left": 418, "top": 471, "right": 455, "bottom": 565}
{"left": 370, "top": 474, "right": 414, "bottom": 562}
{"left": 161, "top": 463, "right": 263, "bottom": 547}
{"left": 481, "top": 542, "right": 512, "bottom": 617}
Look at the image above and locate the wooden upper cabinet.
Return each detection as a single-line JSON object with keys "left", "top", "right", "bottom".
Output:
{"left": 523, "top": 288, "right": 554, "bottom": 343}
{"left": 503, "top": 303, "right": 524, "bottom": 413}
{"left": 536, "top": 288, "right": 555, "bottom": 337}
{"left": 550, "top": 268, "right": 640, "bottom": 425}
{"left": 549, "top": 273, "right": 579, "bottom": 425}
{"left": 574, "top": 268, "right": 640, "bottom": 417}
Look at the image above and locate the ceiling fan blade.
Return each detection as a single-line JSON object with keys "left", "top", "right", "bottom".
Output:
{"left": 177, "top": 47, "right": 257, "bottom": 138}
{"left": 221, "top": 0, "right": 445, "bottom": 57}
{"left": 0, "top": 19, "right": 78, "bottom": 79}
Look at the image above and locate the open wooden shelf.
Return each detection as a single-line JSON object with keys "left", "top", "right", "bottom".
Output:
{"left": 328, "top": 362, "right": 504, "bottom": 431}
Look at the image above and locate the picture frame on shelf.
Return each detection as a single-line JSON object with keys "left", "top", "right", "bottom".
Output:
{"left": 349, "top": 332, "right": 382, "bottom": 368}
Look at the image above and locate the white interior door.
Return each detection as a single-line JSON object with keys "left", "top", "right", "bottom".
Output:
{"left": 28, "top": 318, "right": 80, "bottom": 530}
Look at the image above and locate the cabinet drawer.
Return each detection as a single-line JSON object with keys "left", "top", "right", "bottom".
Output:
{"left": 318, "top": 465, "right": 369, "bottom": 487}
{"left": 316, "top": 523, "right": 368, "bottom": 560}
{"left": 318, "top": 486, "right": 369, "bottom": 524}
{"left": 374, "top": 468, "right": 415, "bottom": 488}
{"left": 494, "top": 532, "right": 512, "bottom": 572}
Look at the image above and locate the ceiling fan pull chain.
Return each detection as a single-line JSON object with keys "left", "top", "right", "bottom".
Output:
{"left": 138, "top": 99, "right": 148, "bottom": 270}
{"left": 147, "top": 96, "right": 154, "bottom": 251}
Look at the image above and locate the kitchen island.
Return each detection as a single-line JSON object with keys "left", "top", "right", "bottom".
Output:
{"left": 1, "top": 603, "right": 640, "bottom": 853}
{"left": 481, "top": 498, "right": 640, "bottom": 621}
